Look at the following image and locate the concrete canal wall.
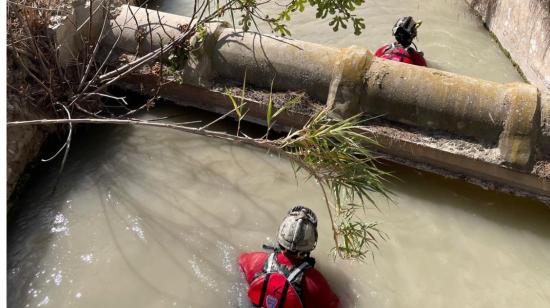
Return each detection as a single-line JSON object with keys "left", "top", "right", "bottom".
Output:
{"left": 465, "top": 0, "right": 550, "bottom": 92}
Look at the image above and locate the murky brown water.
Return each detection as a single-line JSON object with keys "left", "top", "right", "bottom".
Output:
{"left": 8, "top": 0, "right": 549, "bottom": 307}
{"left": 8, "top": 105, "right": 550, "bottom": 308}
{"left": 155, "top": 0, "right": 523, "bottom": 83}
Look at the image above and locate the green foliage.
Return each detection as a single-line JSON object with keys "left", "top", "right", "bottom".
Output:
{"left": 276, "top": 0, "right": 367, "bottom": 35}
{"left": 278, "top": 110, "right": 392, "bottom": 260}
{"left": 225, "top": 71, "right": 250, "bottom": 134}
{"left": 225, "top": 80, "right": 391, "bottom": 260}
{"left": 265, "top": 80, "right": 303, "bottom": 135}
{"left": 167, "top": 49, "right": 188, "bottom": 71}
{"left": 167, "top": 50, "right": 187, "bottom": 84}
{"left": 166, "top": 24, "right": 209, "bottom": 83}
{"left": 220, "top": 0, "right": 366, "bottom": 36}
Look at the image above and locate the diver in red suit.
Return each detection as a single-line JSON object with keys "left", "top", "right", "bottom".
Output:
{"left": 375, "top": 16, "right": 427, "bottom": 67}
{"left": 239, "top": 206, "right": 340, "bottom": 308}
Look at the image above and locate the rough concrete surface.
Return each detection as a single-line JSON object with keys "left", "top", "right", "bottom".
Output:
{"left": 211, "top": 79, "right": 321, "bottom": 116}
{"left": 365, "top": 119, "right": 504, "bottom": 164}
{"left": 465, "top": 0, "right": 550, "bottom": 92}
{"left": 7, "top": 97, "right": 49, "bottom": 203}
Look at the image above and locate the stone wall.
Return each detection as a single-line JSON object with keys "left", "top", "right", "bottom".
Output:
{"left": 7, "top": 97, "right": 50, "bottom": 202}
{"left": 6, "top": 1, "right": 139, "bottom": 203}
{"left": 465, "top": 0, "right": 550, "bottom": 92}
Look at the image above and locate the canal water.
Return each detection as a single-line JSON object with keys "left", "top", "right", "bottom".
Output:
{"left": 8, "top": 0, "right": 550, "bottom": 307}
{"left": 155, "top": 0, "right": 523, "bottom": 82}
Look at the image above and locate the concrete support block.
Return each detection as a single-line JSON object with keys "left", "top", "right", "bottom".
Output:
{"left": 326, "top": 47, "right": 374, "bottom": 118}
{"left": 50, "top": 0, "right": 112, "bottom": 67}
{"left": 498, "top": 84, "right": 540, "bottom": 168}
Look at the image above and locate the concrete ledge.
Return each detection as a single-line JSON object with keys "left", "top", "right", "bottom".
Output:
{"left": 361, "top": 125, "right": 549, "bottom": 201}
{"left": 115, "top": 65, "right": 550, "bottom": 202}
{"left": 498, "top": 83, "right": 540, "bottom": 168}
{"left": 540, "top": 91, "right": 550, "bottom": 154}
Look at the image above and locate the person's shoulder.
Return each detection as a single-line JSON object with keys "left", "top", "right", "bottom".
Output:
{"left": 302, "top": 266, "right": 334, "bottom": 291}
{"left": 239, "top": 251, "right": 268, "bottom": 283}
{"left": 304, "top": 266, "right": 326, "bottom": 280}
{"left": 239, "top": 251, "right": 268, "bottom": 265}
{"left": 409, "top": 46, "right": 422, "bottom": 54}
{"left": 374, "top": 43, "right": 391, "bottom": 56}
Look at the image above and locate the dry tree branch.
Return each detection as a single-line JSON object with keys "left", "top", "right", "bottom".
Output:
{"left": 47, "top": 103, "right": 73, "bottom": 194}
{"left": 77, "top": 0, "right": 111, "bottom": 92}
{"left": 70, "top": 3, "right": 144, "bottom": 106}
{"left": 7, "top": 117, "right": 268, "bottom": 147}
{"left": 97, "top": 0, "right": 232, "bottom": 83}
{"left": 156, "top": 8, "right": 174, "bottom": 41}
{"left": 7, "top": 104, "right": 390, "bottom": 261}
{"left": 12, "top": 48, "right": 54, "bottom": 102}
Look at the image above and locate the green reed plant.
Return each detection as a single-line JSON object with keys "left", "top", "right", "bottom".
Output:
{"left": 226, "top": 84, "right": 392, "bottom": 260}
{"left": 276, "top": 109, "right": 391, "bottom": 260}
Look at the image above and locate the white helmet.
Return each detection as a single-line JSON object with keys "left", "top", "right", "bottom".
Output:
{"left": 277, "top": 206, "right": 318, "bottom": 253}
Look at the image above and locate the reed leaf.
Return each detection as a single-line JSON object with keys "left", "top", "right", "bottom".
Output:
{"left": 266, "top": 79, "right": 274, "bottom": 129}
{"left": 276, "top": 108, "right": 392, "bottom": 260}
{"left": 226, "top": 87, "right": 242, "bottom": 118}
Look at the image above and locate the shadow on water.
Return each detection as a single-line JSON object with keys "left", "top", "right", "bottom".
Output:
{"left": 87, "top": 122, "right": 300, "bottom": 306}
{"left": 383, "top": 162, "right": 550, "bottom": 240}
{"left": 6, "top": 104, "right": 342, "bottom": 305}
{"left": 7, "top": 124, "right": 132, "bottom": 306}
{"left": 8, "top": 104, "right": 550, "bottom": 307}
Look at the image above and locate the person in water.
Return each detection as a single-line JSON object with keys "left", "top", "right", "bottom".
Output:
{"left": 374, "top": 16, "right": 427, "bottom": 67}
{"left": 239, "top": 206, "right": 340, "bottom": 308}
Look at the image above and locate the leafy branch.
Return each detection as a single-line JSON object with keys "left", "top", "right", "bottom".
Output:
{"left": 275, "top": 109, "right": 391, "bottom": 260}
{"left": 269, "top": 0, "right": 367, "bottom": 36}
{"left": 8, "top": 0, "right": 383, "bottom": 260}
{"left": 8, "top": 103, "right": 392, "bottom": 261}
{"left": 216, "top": 81, "right": 392, "bottom": 260}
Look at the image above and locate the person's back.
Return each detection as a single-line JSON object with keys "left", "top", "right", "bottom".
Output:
{"left": 375, "top": 42, "right": 426, "bottom": 66}
{"left": 239, "top": 251, "right": 340, "bottom": 308}
{"left": 375, "top": 16, "right": 427, "bottom": 67}
{"left": 238, "top": 206, "right": 340, "bottom": 308}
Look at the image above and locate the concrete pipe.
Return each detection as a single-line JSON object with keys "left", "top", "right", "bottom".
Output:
{"left": 361, "top": 59, "right": 541, "bottom": 167}
{"left": 105, "top": 5, "right": 547, "bottom": 168}
{"left": 106, "top": 5, "right": 192, "bottom": 54}
{"left": 213, "top": 29, "right": 338, "bottom": 102}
